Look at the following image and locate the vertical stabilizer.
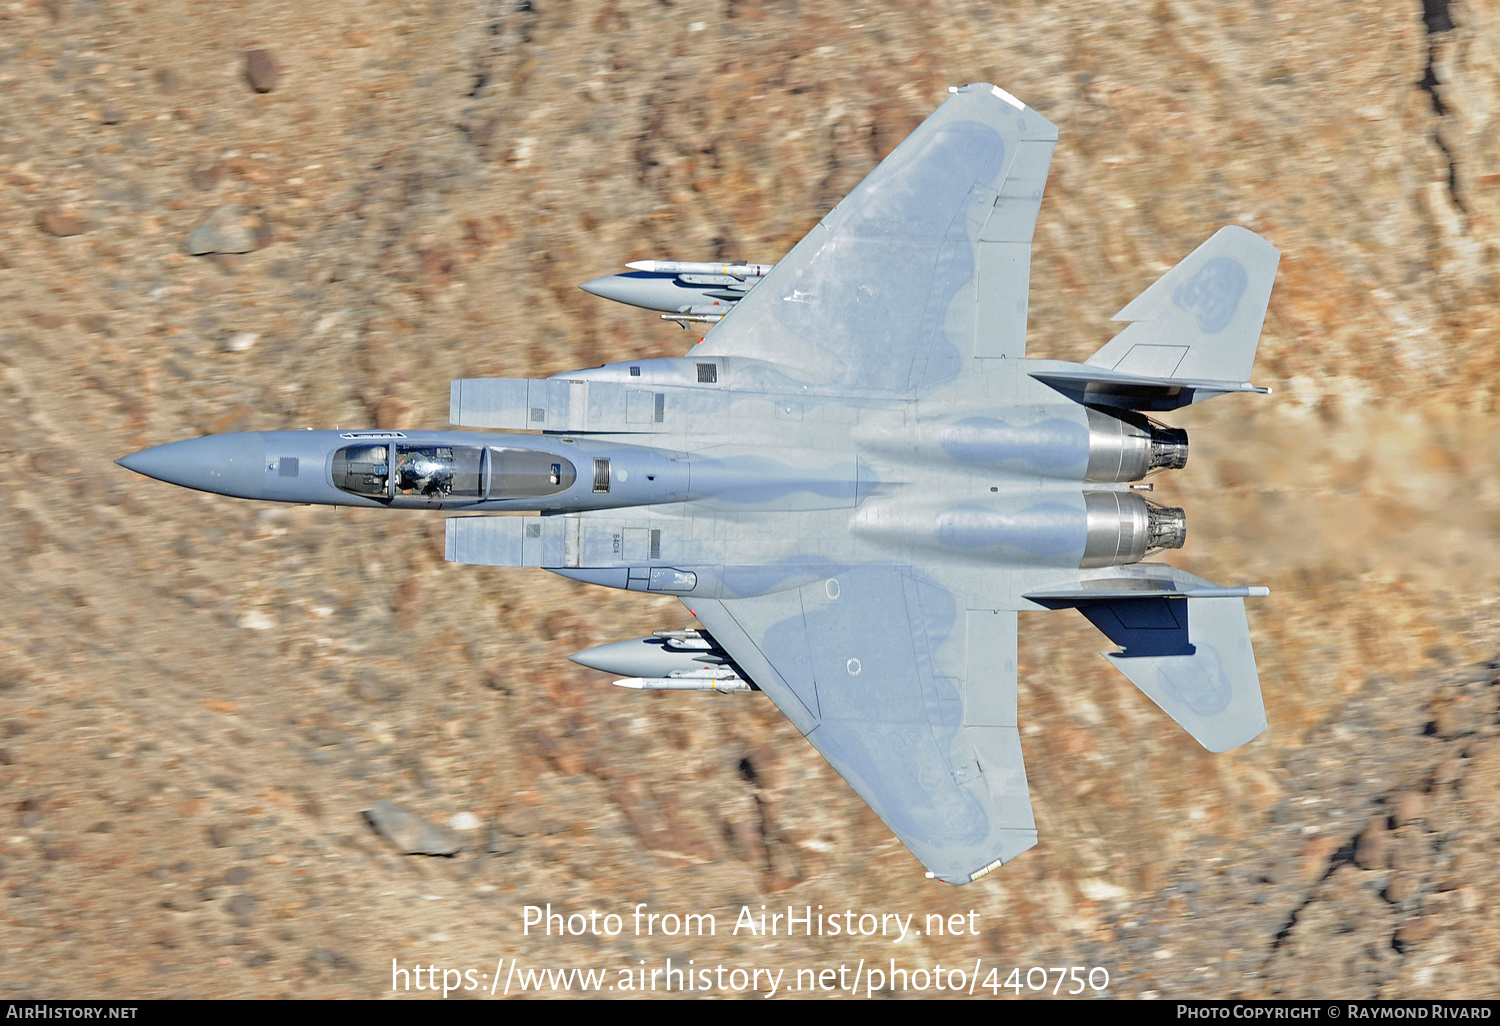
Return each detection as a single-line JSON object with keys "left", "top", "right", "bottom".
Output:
{"left": 1086, "top": 226, "right": 1280, "bottom": 384}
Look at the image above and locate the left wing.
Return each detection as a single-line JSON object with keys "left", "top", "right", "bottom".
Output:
{"left": 688, "top": 565, "right": 1037, "bottom": 883}
{"left": 696, "top": 84, "right": 1057, "bottom": 394}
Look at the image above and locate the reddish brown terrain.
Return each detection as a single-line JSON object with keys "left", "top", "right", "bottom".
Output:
{"left": 2, "top": 0, "right": 1498, "bottom": 999}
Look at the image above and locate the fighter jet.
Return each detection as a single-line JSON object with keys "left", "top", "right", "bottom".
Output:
{"left": 579, "top": 260, "right": 774, "bottom": 326}
{"left": 118, "top": 83, "right": 1279, "bottom": 884}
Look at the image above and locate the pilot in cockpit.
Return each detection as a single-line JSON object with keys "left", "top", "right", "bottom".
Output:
{"left": 395, "top": 449, "right": 454, "bottom": 497}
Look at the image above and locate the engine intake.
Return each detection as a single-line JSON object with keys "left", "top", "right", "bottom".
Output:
{"left": 1081, "top": 491, "right": 1187, "bottom": 568}
{"left": 1085, "top": 407, "right": 1189, "bottom": 482}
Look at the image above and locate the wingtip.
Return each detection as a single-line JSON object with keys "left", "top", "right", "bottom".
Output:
{"left": 949, "top": 83, "right": 1027, "bottom": 111}
{"left": 987, "top": 84, "right": 1026, "bottom": 110}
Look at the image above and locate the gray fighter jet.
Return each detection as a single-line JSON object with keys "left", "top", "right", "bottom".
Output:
{"left": 118, "top": 83, "right": 1279, "bottom": 884}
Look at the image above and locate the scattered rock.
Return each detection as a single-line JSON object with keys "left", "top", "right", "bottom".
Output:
{"left": 1392, "top": 791, "right": 1425, "bottom": 827}
{"left": 155, "top": 68, "right": 180, "bottom": 95}
{"left": 1393, "top": 916, "right": 1435, "bottom": 951}
{"left": 245, "top": 49, "right": 279, "bottom": 94}
{"left": 77, "top": 314, "right": 108, "bottom": 334}
{"left": 485, "top": 824, "right": 514, "bottom": 856}
{"left": 540, "top": 610, "right": 580, "bottom": 643}
{"left": 221, "top": 332, "right": 258, "bottom": 354}
{"left": 494, "top": 806, "right": 540, "bottom": 837}
{"left": 373, "top": 397, "right": 413, "bottom": 430}
{"left": 207, "top": 824, "right": 233, "bottom": 848}
{"left": 354, "top": 675, "right": 403, "bottom": 703}
{"left": 187, "top": 204, "right": 264, "bottom": 256}
{"left": 1383, "top": 874, "right": 1417, "bottom": 903}
{"left": 1354, "top": 816, "right": 1390, "bottom": 870}
{"left": 99, "top": 102, "right": 124, "bottom": 125}
{"left": 364, "top": 801, "right": 465, "bottom": 856}
{"left": 36, "top": 211, "right": 88, "bottom": 237}
{"left": 307, "top": 728, "right": 343, "bottom": 748}
{"left": 224, "top": 866, "right": 251, "bottom": 886}
{"left": 449, "top": 812, "right": 480, "bottom": 832}
{"left": 226, "top": 893, "right": 257, "bottom": 923}
{"left": 206, "top": 404, "right": 255, "bottom": 433}
{"left": 306, "top": 949, "right": 345, "bottom": 974}
{"left": 188, "top": 163, "right": 222, "bottom": 191}
{"left": 393, "top": 576, "right": 421, "bottom": 628}
{"left": 405, "top": 753, "right": 436, "bottom": 794}
{"left": 0, "top": 750, "right": 12, "bottom": 766}
{"left": 1428, "top": 694, "right": 1480, "bottom": 738}
{"left": 207, "top": 252, "right": 243, "bottom": 275}
{"left": 1298, "top": 835, "right": 1341, "bottom": 882}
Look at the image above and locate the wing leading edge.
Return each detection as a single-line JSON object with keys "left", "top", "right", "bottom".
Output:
{"left": 688, "top": 565, "right": 1037, "bottom": 883}
{"left": 696, "top": 83, "right": 1057, "bottom": 395}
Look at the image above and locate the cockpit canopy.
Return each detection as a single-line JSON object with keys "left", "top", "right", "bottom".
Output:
{"left": 331, "top": 443, "right": 390, "bottom": 499}
{"left": 332, "top": 442, "right": 576, "bottom": 503}
{"left": 394, "top": 444, "right": 483, "bottom": 499}
{"left": 490, "top": 447, "right": 577, "bottom": 498}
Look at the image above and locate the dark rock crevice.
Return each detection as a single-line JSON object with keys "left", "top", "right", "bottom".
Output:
{"left": 1418, "top": 0, "right": 1464, "bottom": 214}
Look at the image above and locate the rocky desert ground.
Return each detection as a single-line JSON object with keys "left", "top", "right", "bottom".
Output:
{"left": 2, "top": 0, "right": 1500, "bottom": 1000}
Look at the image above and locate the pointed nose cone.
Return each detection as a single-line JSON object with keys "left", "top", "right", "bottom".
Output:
{"left": 116, "top": 433, "right": 266, "bottom": 499}
{"left": 570, "top": 638, "right": 721, "bottom": 679}
{"left": 579, "top": 272, "right": 679, "bottom": 312}
{"left": 578, "top": 274, "right": 637, "bottom": 304}
{"left": 568, "top": 639, "right": 638, "bottom": 674}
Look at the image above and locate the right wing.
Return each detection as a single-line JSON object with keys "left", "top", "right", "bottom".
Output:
{"left": 688, "top": 565, "right": 1037, "bottom": 883}
{"left": 695, "top": 83, "right": 1057, "bottom": 395}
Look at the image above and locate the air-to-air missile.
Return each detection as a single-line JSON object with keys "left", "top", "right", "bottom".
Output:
{"left": 569, "top": 628, "right": 751, "bottom": 691}
{"left": 579, "top": 260, "right": 774, "bottom": 326}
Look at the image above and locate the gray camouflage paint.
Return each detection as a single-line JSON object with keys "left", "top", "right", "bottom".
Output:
{"left": 117, "top": 84, "right": 1278, "bottom": 884}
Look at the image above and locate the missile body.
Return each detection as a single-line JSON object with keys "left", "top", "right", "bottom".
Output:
{"left": 569, "top": 629, "right": 725, "bottom": 678}
{"left": 570, "top": 630, "right": 756, "bottom": 693}
{"left": 624, "top": 261, "right": 773, "bottom": 278}
{"left": 612, "top": 672, "right": 752, "bottom": 693}
{"left": 579, "top": 261, "right": 774, "bottom": 324}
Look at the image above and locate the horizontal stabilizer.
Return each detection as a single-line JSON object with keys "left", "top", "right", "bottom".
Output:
{"left": 1080, "top": 594, "right": 1267, "bottom": 753}
{"left": 1085, "top": 225, "right": 1280, "bottom": 388}
{"left": 1029, "top": 365, "right": 1269, "bottom": 412}
{"left": 1024, "top": 581, "right": 1269, "bottom": 605}
{"left": 1033, "top": 565, "right": 1268, "bottom": 752}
